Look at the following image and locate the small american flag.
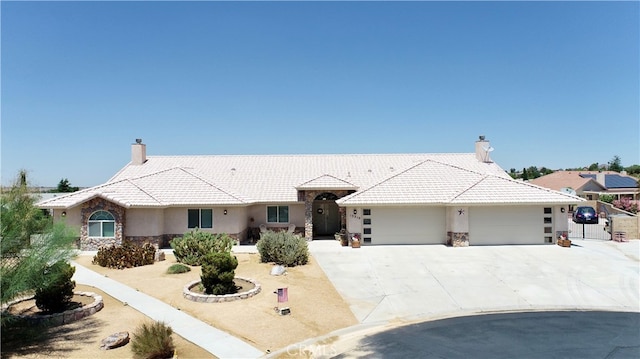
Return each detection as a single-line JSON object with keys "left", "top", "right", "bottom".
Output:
{"left": 277, "top": 288, "right": 288, "bottom": 303}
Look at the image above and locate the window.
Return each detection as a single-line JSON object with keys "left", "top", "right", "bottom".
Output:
{"left": 267, "top": 206, "right": 289, "bottom": 223}
{"left": 544, "top": 208, "right": 552, "bottom": 214}
{"left": 88, "top": 210, "right": 115, "bottom": 237}
{"left": 188, "top": 209, "right": 213, "bottom": 229}
{"left": 363, "top": 209, "right": 371, "bottom": 216}
{"left": 363, "top": 218, "right": 372, "bottom": 225}
{"left": 363, "top": 228, "right": 372, "bottom": 234}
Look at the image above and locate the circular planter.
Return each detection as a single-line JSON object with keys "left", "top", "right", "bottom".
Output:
{"left": 183, "top": 277, "right": 261, "bottom": 303}
{"left": 1, "top": 291, "right": 104, "bottom": 326}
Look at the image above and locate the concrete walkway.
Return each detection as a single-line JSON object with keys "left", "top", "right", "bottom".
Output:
{"left": 71, "top": 249, "right": 264, "bottom": 359}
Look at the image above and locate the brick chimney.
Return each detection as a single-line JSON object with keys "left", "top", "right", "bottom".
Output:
{"left": 131, "top": 139, "right": 146, "bottom": 165}
{"left": 475, "top": 135, "right": 493, "bottom": 163}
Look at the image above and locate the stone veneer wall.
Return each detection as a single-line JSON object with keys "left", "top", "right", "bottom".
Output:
{"left": 80, "top": 198, "right": 125, "bottom": 250}
{"left": 302, "top": 190, "right": 352, "bottom": 240}
{"left": 126, "top": 235, "right": 163, "bottom": 249}
{"left": 447, "top": 231, "right": 469, "bottom": 247}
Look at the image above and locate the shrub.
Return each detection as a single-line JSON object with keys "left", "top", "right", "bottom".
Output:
{"left": 200, "top": 252, "right": 238, "bottom": 295}
{"left": 599, "top": 194, "right": 615, "bottom": 204}
{"left": 166, "top": 263, "right": 191, "bottom": 274}
{"left": 34, "top": 261, "right": 76, "bottom": 313}
{"left": 131, "top": 320, "right": 175, "bottom": 359}
{"left": 170, "top": 229, "right": 235, "bottom": 266}
{"left": 613, "top": 197, "right": 639, "bottom": 214}
{"left": 92, "top": 241, "right": 156, "bottom": 269}
{"left": 257, "top": 230, "right": 309, "bottom": 267}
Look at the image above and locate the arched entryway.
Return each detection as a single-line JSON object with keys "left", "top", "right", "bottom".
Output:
{"left": 312, "top": 192, "right": 341, "bottom": 237}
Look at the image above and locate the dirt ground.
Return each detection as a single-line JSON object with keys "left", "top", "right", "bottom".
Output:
{"left": 2, "top": 251, "right": 358, "bottom": 358}
{"left": 1, "top": 284, "right": 212, "bottom": 359}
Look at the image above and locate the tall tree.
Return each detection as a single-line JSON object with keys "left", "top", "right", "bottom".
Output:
{"left": 608, "top": 156, "right": 623, "bottom": 172}
{"left": 1, "top": 170, "right": 77, "bottom": 321}
{"left": 56, "top": 178, "right": 79, "bottom": 193}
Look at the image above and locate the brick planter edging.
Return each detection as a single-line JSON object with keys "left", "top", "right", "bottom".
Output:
{"left": 183, "top": 277, "right": 261, "bottom": 303}
{"left": 1, "top": 291, "right": 104, "bottom": 326}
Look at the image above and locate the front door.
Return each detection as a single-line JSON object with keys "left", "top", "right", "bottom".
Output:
{"left": 313, "top": 200, "right": 341, "bottom": 236}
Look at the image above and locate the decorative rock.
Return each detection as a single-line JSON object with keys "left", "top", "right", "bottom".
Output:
{"left": 100, "top": 331, "right": 130, "bottom": 350}
{"left": 155, "top": 250, "right": 165, "bottom": 262}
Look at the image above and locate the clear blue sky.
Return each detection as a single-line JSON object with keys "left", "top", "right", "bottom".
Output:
{"left": 2, "top": 1, "right": 638, "bottom": 188}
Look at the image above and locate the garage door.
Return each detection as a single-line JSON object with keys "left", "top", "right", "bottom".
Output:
{"left": 367, "top": 207, "right": 446, "bottom": 245}
{"left": 469, "top": 206, "right": 543, "bottom": 245}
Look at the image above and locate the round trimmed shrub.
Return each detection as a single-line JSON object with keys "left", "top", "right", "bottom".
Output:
{"left": 200, "top": 252, "right": 238, "bottom": 295}
{"left": 34, "top": 261, "right": 76, "bottom": 313}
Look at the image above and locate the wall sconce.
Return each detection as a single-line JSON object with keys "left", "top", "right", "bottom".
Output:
{"left": 223, "top": 209, "right": 228, "bottom": 215}
{"left": 560, "top": 208, "right": 565, "bottom": 213}
{"left": 61, "top": 211, "right": 67, "bottom": 217}
{"left": 353, "top": 209, "right": 357, "bottom": 215}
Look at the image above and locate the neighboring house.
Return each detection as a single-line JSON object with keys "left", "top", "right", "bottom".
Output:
{"left": 530, "top": 171, "right": 640, "bottom": 201}
{"left": 37, "top": 137, "right": 583, "bottom": 250}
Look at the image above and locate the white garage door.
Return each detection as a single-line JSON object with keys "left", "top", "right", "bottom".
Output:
{"left": 367, "top": 207, "right": 446, "bottom": 245}
{"left": 469, "top": 206, "right": 544, "bottom": 245}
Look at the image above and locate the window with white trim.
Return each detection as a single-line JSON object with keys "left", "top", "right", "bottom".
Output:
{"left": 188, "top": 209, "right": 213, "bottom": 229}
{"left": 88, "top": 210, "right": 115, "bottom": 237}
{"left": 267, "top": 206, "right": 289, "bottom": 223}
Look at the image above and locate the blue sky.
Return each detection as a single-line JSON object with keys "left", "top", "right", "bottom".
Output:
{"left": 2, "top": 1, "right": 638, "bottom": 187}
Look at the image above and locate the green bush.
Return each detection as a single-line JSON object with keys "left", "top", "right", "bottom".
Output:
{"left": 599, "top": 194, "right": 615, "bottom": 204}
{"left": 200, "top": 252, "right": 238, "bottom": 295}
{"left": 257, "top": 230, "right": 309, "bottom": 267}
{"left": 131, "top": 320, "right": 175, "bottom": 359}
{"left": 92, "top": 241, "right": 156, "bottom": 269}
{"left": 166, "top": 263, "right": 191, "bottom": 274}
{"left": 170, "top": 229, "right": 235, "bottom": 266}
{"left": 34, "top": 261, "right": 76, "bottom": 313}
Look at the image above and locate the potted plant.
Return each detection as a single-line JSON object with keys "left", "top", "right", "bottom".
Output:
{"left": 351, "top": 233, "right": 361, "bottom": 248}
{"left": 339, "top": 230, "right": 349, "bottom": 246}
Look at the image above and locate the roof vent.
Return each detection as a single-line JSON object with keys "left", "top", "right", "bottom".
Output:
{"left": 135, "top": 138, "right": 143, "bottom": 144}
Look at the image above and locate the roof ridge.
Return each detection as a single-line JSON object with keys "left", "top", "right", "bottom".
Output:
{"left": 178, "top": 167, "right": 251, "bottom": 203}
{"left": 298, "top": 173, "right": 358, "bottom": 187}
{"left": 125, "top": 178, "right": 164, "bottom": 206}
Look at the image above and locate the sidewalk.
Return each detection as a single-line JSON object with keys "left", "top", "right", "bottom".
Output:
{"left": 71, "top": 258, "right": 264, "bottom": 359}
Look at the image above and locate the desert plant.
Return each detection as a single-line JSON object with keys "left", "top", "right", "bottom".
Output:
{"left": 1, "top": 170, "right": 77, "bottom": 323}
{"left": 166, "top": 263, "right": 191, "bottom": 274}
{"left": 131, "top": 320, "right": 175, "bottom": 359}
{"left": 34, "top": 261, "right": 76, "bottom": 313}
{"left": 256, "top": 230, "right": 309, "bottom": 267}
{"left": 92, "top": 241, "right": 156, "bottom": 269}
{"left": 170, "top": 229, "right": 235, "bottom": 266}
{"left": 200, "top": 252, "right": 238, "bottom": 295}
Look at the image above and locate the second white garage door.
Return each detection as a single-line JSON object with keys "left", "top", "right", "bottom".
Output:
{"left": 367, "top": 207, "right": 446, "bottom": 245}
{"left": 469, "top": 206, "right": 544, "bottom": 245}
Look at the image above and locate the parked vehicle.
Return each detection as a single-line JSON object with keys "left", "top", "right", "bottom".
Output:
{"left": 572, "top": 206, "right": 598, "bottom": 224}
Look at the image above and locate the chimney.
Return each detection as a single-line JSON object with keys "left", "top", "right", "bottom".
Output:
{"left": 475, "top": 135, "right": 492, "bottom": 163}
{"left": 131, "top": 139, "right": 146, "bottom": 165}
{"left": 596, "top": 172, "right": 606, "bottom": 187}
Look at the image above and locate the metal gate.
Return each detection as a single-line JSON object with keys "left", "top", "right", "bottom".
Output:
{"left": 567, "top": 219, "right": 611, "bottom": 240}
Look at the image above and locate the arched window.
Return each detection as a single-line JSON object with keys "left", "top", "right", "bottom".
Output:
{"left": 88, "top": 210, "right": 115, "bottom": 237}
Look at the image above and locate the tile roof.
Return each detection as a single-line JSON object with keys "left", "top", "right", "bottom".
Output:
{"left": 38, "top": 152, "right": 578, "bottom": 209}
{"left": 37, "top": 168, "right": 249, "bottom": 208}
{"left": 529, "top": 171, "right": 600, "bottom": 192}
{"left": 579, "top": 174, "right": 639, "bottom": 189}
{"left": 337, "top": 160, "right": 583, "bottom": 206}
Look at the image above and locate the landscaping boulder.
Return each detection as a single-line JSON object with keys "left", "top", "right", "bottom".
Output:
{"left": 100, "top": 331, "right": 129, "bottom": 350}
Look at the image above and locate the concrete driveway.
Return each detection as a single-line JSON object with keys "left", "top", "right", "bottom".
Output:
{"left": 308, "top": 239, "right": 639, "bottom": 324}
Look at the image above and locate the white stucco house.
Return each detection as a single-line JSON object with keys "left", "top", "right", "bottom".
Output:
{"left": 37, "top": 136, "right": 583, "bottom": 250}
